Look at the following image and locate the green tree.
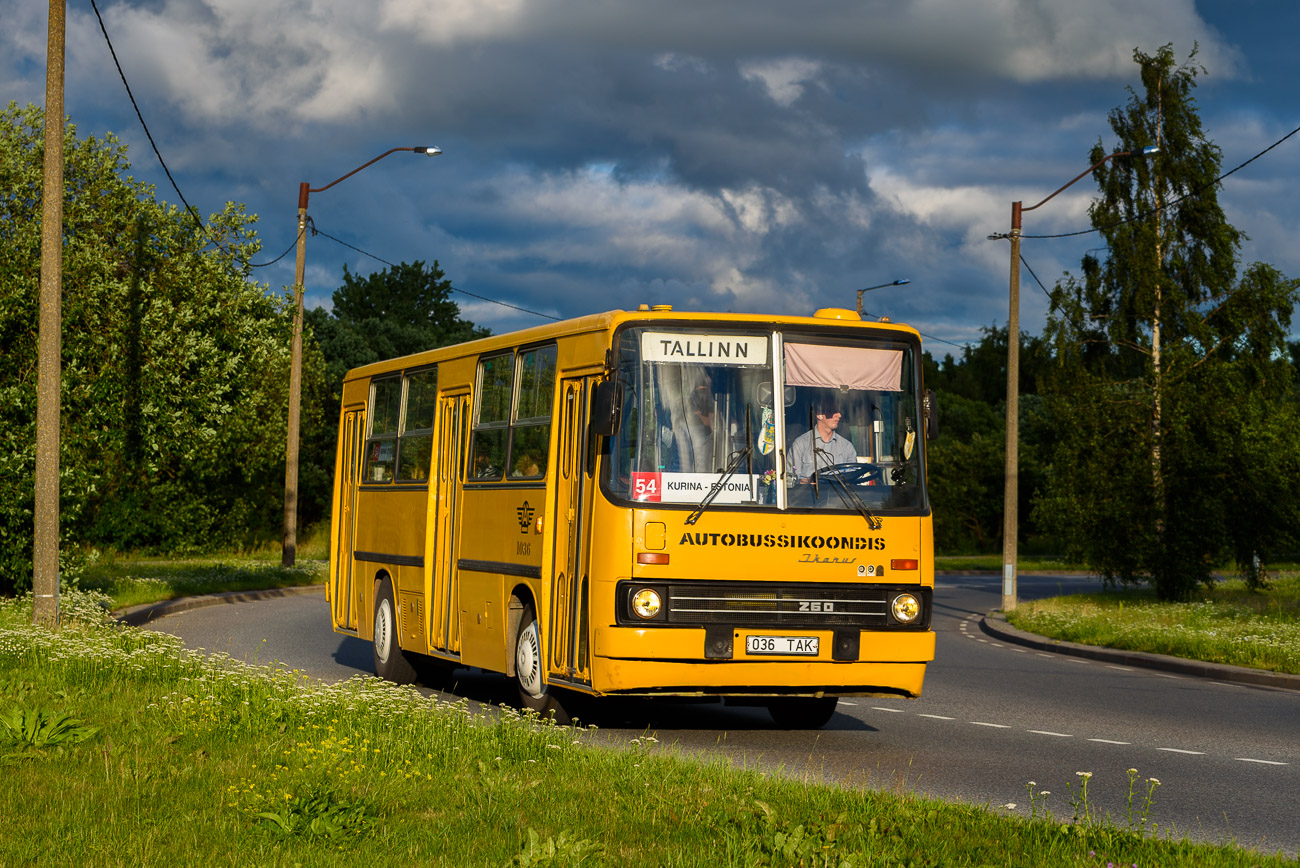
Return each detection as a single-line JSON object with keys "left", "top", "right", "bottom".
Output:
{"left": 924, "top": 326, "right": 1052, "bottom": 554}
{"left": 1, "top": 102, "right": 302, "bottom": 591}
{"left": 297, "top": 261, "right": 487, "bottom": 529}
{"left": 1036, "top": 47, "right": 1300, "bottom": 599}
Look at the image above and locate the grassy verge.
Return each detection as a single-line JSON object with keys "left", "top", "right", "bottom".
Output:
{"left": 934, "top": 555, "right": 1081, "bottom": 572}
{"left": 77, "top": 527, "right": 330, "bottom": 611}
{"left": 1, "top": 594, "right": 1292, "bottom": 866}
{"left": 82, "top": 558, "right": 325, "bottom": 612}
{"left": 1006, "top": 573, "right": 1300, "bottom": 675}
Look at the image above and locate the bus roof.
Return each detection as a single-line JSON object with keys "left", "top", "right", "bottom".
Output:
{"left": 344, "top": 306, "right": 922, "bottom": 382}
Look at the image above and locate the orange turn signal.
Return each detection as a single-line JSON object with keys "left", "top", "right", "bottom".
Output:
{"left": 890, "top": 559, "right": 919, "bottom": 570}
{"left": 637, "top": 553, "right": 670, "bottom": 565}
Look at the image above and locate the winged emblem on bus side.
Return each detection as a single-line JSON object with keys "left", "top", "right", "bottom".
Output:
{"left": 517, "top": 501, "right": 536, "bottom": 534}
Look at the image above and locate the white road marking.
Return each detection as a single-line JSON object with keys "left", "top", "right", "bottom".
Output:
{"left": 917, "top": 714, "right": 955, "bottom": 720}
{"left": 971, "top": 721, "right": 1011, "bottom": 728}
{"left": 1157, "top": 748, "right": 1205, "bottom": 755}
{"left": 871, "top": 706, "right": 906, "bottom": 713}
{"left": 839, "top": 701, "right": 858, "bottom": 706}
{"left": 1028, "top": 730, "right": 1073, "bottom": 737}
{"left": 1088, "top": 738, "right": 1131, "bottom": 745}
{"left": 1106, "top": 665, "right": 1133, "bottom": 671}
{"left": 1235, "top": 758, "right": 1288, "bottom": 766}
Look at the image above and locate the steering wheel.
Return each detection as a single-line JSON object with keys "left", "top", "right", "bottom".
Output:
{"left": 818, "top": 462, "right": 883, "bottom": 485}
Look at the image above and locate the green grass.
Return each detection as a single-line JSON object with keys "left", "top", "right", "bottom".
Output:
{"left": 82, "top": 558, "right": 325, "bottom": 612}
{"left": 1, "top": 594, "right": 1294, "bottom": 866}
{"left": 1007, "top": 573, "right": 1300, "bottom": 675}
{"left": 77, "top": 526, "right": 330, "bottom": 611}
{"left": 934, "top": 554, "right": 1081, "bottom": 572}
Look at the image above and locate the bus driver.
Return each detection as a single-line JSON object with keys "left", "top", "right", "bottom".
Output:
{"left": 787, "top": 393, "right": 857, "bottom": 483}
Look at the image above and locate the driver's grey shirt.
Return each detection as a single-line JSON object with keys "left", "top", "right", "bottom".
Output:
{"left": 787, "top": 429, "right": 858, "bottom": 480}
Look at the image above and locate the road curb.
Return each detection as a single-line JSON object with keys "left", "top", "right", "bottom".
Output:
{"left": 980, "top": 611, "right": 1300, "bottom": 692}
{"left": 115, "top": 584, "right": 325, "bottom": 627}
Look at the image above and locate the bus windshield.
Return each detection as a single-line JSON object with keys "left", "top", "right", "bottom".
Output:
{"left": 606, "top": 325, "right": 925, "bottom": 514}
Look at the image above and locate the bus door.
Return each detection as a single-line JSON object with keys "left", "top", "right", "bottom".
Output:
{"left": 550, "top": 376, "right": 596, "bottom": 685}
{"left": 331, "top": 407, "right": 365, "bottom": 632}
{"left": 431, "top": 391, "right": 469, "bottom": 656}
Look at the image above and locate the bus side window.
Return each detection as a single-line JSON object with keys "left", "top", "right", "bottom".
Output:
{"left": 396, "top": 367, "right": 437, "bottom": 482}
{"left": 508, "top": 345, "right": 556, "bottom": 479}
{"left": 471, "top": 355, "right": 512, "bottom": 480}
{"left": 364, "top": 377, "right": 401, "bottom": 483}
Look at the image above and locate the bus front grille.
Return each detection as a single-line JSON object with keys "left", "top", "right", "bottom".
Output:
{"left": 665, "top": 583, "right": 891, "bottom": 628}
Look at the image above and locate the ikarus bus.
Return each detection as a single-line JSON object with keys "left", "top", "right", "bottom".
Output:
{"left": 327, "top": 304, "right": 938, "bottom": 728}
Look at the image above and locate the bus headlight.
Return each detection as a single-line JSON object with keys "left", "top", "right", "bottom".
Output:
{"left": 631, "top": 588, "right": 663, "bottom": 620}
{"left": 890, "top": 593, "right": 920, "bottom": 624}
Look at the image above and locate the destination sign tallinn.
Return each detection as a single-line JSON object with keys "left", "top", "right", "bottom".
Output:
{"left": 641, "top": 332, "right": 769, "bottom": 366}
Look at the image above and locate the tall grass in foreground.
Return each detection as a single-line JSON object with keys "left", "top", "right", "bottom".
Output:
{"left": 1007, "top": 573, "right": 1300, "bottom": 674}
{"left": 1, "top": 595, "right": 1293, "bottom": 866}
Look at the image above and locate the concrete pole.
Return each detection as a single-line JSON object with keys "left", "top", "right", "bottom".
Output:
{"left": 282, "top": 183, "right": 309, "bottom": 567}
{"left": 33, "top": 0, "right": 66, "bottom": 626}
{"left": 1001, "top": 201, "right": 1022, "bottom": 612}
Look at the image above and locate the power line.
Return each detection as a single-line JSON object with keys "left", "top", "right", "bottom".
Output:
{"left": 1019, "top": 254, "right": 1052, "bottom": 300}
{"left": 90, "top": 0, "right": 219, "bottom": 253}
{"left": 92, "top": 2, "right": 552, "bottom": 317}
{"left": 859, "top": 313, "right": 968, "bottom": 350}
{"left": 310, "top": 226, "right": 561, "bottom": 320}
{"left": 92, "top": 0, "right": 312, "bottom": 271}
{"left": 1015, "top": 122, "right": 1300, "bottom": 240}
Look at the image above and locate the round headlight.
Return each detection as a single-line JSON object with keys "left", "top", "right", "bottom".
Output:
{"left": 631, "top": 588, "right": 662, "bottom": 620}
{"left": 891, "top": 593, "right": 920, "bottom": 624}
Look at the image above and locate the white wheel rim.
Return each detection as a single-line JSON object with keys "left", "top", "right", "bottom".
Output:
{"left": 375, "top": 598, "right": 393, "bottom": 664}
{"left": 516, "top": 619, "right": 544, "bottom": 699}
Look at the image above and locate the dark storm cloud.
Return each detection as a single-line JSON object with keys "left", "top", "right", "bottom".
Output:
{"left": 4, "top": 0, "right": 1288, "bottom": 345}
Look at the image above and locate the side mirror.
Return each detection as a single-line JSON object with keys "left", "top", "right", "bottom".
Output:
{"left": 591, "top": 379, "right": 623, "bottom": 437}
{"left": 923, "top": 389, "right": 938, "bottom": 441}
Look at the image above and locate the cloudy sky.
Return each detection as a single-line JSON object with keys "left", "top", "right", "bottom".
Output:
{"left": 5, "top": 0, "right": 1298, "bottom": 352}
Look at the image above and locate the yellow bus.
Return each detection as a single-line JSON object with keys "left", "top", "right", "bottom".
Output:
{"left": 327, "top": 304, "right": 937, "bottom": 727}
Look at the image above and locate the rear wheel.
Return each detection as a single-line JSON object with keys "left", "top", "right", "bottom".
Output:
{"left": 766, "top": 696, "right": 839, "bottom": 729}
{"left": 514, "top": 604, "right": 568, "bottom": 723}
{"left": 373, "top": 577, "right": 417, "bottom": 684}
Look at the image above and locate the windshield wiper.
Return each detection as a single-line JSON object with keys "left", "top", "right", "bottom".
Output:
{"left": 685, "top": 405, "right": 754, "bottom": 526}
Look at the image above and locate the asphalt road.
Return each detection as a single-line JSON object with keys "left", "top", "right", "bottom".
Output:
{"left": 146, "top": 572, "right": 1299, "bottom": 858}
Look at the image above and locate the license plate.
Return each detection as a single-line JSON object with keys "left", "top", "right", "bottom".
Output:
{"left": 745, "top": 635, "right": 819, "bottom": 656}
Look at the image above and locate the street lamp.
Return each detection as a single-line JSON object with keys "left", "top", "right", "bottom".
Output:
{"left": 997, "top": 145, "right": 1158, "bottom": 611}
{"left": 282, "top": 146, "right": 442, "bottom": 567}
{"left": 856, "top": 279, "right": 911, "bottom": 317}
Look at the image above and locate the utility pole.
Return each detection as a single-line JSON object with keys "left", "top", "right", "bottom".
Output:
{"left": 996, "top": 146, "right": 1159, "bottom": 613}
{"left": 281, "top": 147, "right": 441, "bottom": 566}
{"left": 1001, "top": 203, "right": 1021, "bottom": 613}
{"left": 282, "top": 184, "right": 308, "bottom": 567}
{"left": 34, "top": 0, "right": 66, "bottom": 627}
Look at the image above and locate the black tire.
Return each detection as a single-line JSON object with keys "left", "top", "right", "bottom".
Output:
{"left": 513, "top": 604, "right": 568, "bottom": 724}
{"left": 766, "top": 696, "right": 839, "bottom": 729}
{"left": 373, "top": 577, "right": 417, "bottom": 685}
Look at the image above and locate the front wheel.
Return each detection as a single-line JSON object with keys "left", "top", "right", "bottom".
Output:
{"left": 514, "top": 604, "right": 568, "bottom": 723}
{"left": 766, "top": 697, "right": 839, "bottom": 729}
{"left": 373, "top": 577, "right": 417, "bottom": 685}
